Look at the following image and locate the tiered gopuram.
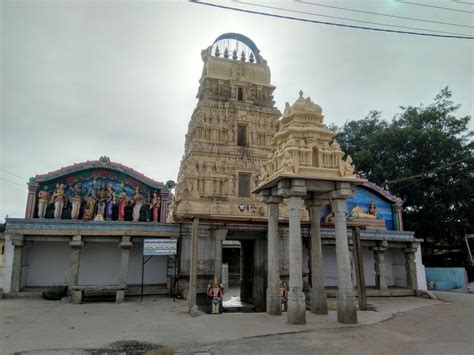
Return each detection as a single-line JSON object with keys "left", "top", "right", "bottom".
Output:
{"left": 168, "top": 34, "right": 281, "bottom": 222}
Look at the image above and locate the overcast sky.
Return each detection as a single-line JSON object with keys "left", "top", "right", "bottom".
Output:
{"left": 1, "top": 0, "right": 473, "bottom": 221}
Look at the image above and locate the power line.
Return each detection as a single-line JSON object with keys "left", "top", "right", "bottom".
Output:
{"left": 0, "top": 168, "right": 28, "bottom": 181}
{"left": 189, "top": 1, "right": 474, "bottom": 39}
{"left": 236, "top": 1, "right": 471, "bottom": 36}
{"left": 386, "top": 157, "right": 471, "bottom": 185}
{"left": 453, "top": 0, "right": 474, "bottom": 5}
{"left": 397, "top": 0, "right": 474, "bottom": 14}
{"left": 0, "top": 176, "right": 27, "bottom": 190}
{"left": 297, "top": 0, "right": 474, "bottom": 29}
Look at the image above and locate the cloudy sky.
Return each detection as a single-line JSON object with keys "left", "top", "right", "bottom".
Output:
{"left": 1, "top": 0, "right": 473, "bottom": 221}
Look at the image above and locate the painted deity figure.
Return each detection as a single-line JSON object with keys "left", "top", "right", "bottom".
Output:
{"left": 149, "top": 192, "right": 161, "bottom": 222}
{"left": 117, "top": 183, "right": 128, "bottom": 221}
{"left": 207, "top": 277, "right": 224, "bottom": 314}
{"left": 145, "top": 191, "right": 152, "bottom": 222}
{"left": 70, "top": 183, "right": 82, "bottom": 220}
{"left": 131, "top": 187, "right": 144, "bottom": 222}
{"left": 94, "top": 182, "right": 108, "bottom": 221}
{"left": 350, "top": 204, "right": 376, "bottom": 219}
{"left": 280, "top": 280, "right": 288, "bottom": 312}
{"left": 51, "top": 183, "right": 66, "bottom": 219}
{"left": 369, "top": 200, "right": 377, "bottom": 217}
{"left": 82, "top": 181, "right": 97, "bottom": 221}
{"left": 105, "top": 183, "right": 115, "bottom": 220}
{"left": 37, "top": 186, "right": 50, "bottom": 218}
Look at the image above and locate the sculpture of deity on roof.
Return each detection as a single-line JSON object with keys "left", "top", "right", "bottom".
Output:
{"left": 105, "top": 183, "right": 115, "bottom": 220}
{"left": 94, "top": 182, "right": 108, "bottom": 221}
{"left": 70, "top": 182, "right": 82, "bottom": 220}
{"left": 149, "top": 192, "right": 161, "bottom": 222}
{"left": 131, "top": 186, "right": 144, "bottom": 222}
{"left": 37, "top": 186, "right": 50, "bottom": 218}
{"left": 117, "top": 182, "right": 128, "bottom": 221}
{"left": 51, "top": 183, "right": 66, "bottom": 219}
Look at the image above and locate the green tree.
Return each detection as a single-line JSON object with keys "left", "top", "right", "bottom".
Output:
{"left": 334, "top": 88, "right": 473, "bottom": 246}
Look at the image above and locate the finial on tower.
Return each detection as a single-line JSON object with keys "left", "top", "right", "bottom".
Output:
{"left": 299, "top": 90, "right": 304, "bottom": 98}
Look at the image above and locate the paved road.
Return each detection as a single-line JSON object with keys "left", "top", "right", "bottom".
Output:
{"left": 179, "top": 293, "right": 474, "bottom": 355}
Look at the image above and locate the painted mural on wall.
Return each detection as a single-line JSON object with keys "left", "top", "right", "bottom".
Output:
{"left": 27, "top": 157, "right": 175, "bottom": 222}
{"left": 321, "top": 183, "right": 402, "bottom": 231}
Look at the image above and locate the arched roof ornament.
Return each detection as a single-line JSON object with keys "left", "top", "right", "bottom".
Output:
{"left": 212, "top": 33, "right": 261, "bottom": 63}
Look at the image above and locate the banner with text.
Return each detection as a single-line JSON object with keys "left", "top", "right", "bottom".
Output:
{"left": 143, "top": 238, "right": 177, "bottom": 256}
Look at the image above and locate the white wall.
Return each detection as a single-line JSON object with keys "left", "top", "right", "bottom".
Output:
{"left": 0, "top": 235, "right": 13, "bottom": 291}
{"left": 128, "top": 242, "right": 168, "bottom": 285}
{"left": 391, "top": 248, "right": 407, "bottom": 287}
{"left": 78, "top": 242, "right": 121, "bottom": 286}
{"left": 24, "top": 241, "right": 69, "bottom": 286}
{"left": 416, "top": 247, "right": 427, "bottom": 291}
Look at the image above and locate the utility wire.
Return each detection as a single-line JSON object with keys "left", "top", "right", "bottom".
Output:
{"left": 297, "top": 0, "right": 474, "bottom": 29}
{"left": 453, "top": 1, "right": 474, "bottom": 5}
{"left": 189, "top": 1, "right": 474, "bottom": 39}
{"left": 0, "top": 176, "right": 27, "bottom": 189}
{"left": 236, "top": 1, "right": 471, "bottom": 36}
{"left": 386, "top": 157, "right": 470, "bottom": 185}
{"left": 0, "top": 168, "right": 28, "bottom": 181}
{"left": 397, "top": 0, "right": 474, "bottom": 14}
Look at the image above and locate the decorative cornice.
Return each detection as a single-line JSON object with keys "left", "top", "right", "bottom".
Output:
{"left": 361, "top": 181, "right": 399, "bottom": 203}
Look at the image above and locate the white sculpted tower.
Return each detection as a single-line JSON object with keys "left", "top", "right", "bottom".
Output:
{"left": 168, "top": 33, "right": 280, "bottom": 222}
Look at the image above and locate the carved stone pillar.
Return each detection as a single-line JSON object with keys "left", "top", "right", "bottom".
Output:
{"left": 266, "top": 196, "right": 282, "bottom": 316}
{"left": 68, "top": 235, "right": 83, "bottom": 291}
{"left": 306, "top": 199, "right": 328, "bottom": 314}
{"left": 10, "top": 235, "right": 24, "bottom": 292}
{"left": 373, "top": 241, "right": 388, "bottom": 291}
{"left": 214, "top": 228, "right": 227, "bottom": 280}
{"left": 404, "top": 243, "right": 418, "bottom": 291}
{"left": 287, "top": 195, "right": 306, "bottom": 324}
{"left": 119, "top": 236, "right": 133, "bottom": 288}
{"left": 332, "top": 198, "right": 358, "bottom": 324}
{"left": 188, "top": 218, "right": 199, "bottom": 316}
{"left": 25, "top": 182, "right": 39, "bottom": 218}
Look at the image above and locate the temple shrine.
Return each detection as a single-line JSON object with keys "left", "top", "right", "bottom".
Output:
{"left": 0, "top": 34, "right": 426, "bottom": 323}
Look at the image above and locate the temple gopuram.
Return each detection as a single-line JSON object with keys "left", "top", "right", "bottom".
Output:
{"left": 0, "top": 34, "right": 426, "bottom": 321}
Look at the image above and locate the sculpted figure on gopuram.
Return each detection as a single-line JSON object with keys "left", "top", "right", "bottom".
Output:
{"left": 51, "top": 183, "right": 66, "bottom": 219}
{"left": 94, "top": 182, "right": 108, "bottom": 221}
{"left": 117, "top": 182, "right": 128, "bottom": 221}
{"left": 105, "top": 183, "right": 115, "bottom": 220}
{"left": 37, "top": 186, "right": 50, "bottom": 218}
{"left": 82, "top": 181, "right": 97, "bottom": 221}
{"left": 131, "top": 186, "right": 144, "bottom": 222}
{"left": 150, "top": 192, "right": 161, "bottom": 222}
{"left": 70, "top": 182, "right": 82, "bottom": 220}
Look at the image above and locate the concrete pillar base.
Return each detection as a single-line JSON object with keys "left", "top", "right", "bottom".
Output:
{"left": 287, "top": 290, "right": 306, "bottom": 324}
{"left": 71, "top": 290, "right": 82, "bottom": 304}
{"left": 310, "top": 290, "right": 328, "bottom": 314}
{"left": 190, "top": 305, "right": 199, "bottom": 317}
{"left": 337, "top": 295, "right": 358, "bottom": 324}
{"left": 266, "top": 288, "right": 282, "bottom": 315}
{"left": 116, "top": 290, "right": 125, "bottom": 303}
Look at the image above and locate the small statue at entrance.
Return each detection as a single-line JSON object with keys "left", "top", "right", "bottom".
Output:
{"left": 37, "top": 186, "right": 50, "bottom": 218}
{"left": 117, "top": 183, "right": 128, "bottom": 221}
{"left": 51, "top": 183, "right": 66, "bottom": 219}
{"left": 207, "top": 276, "right": 224, "bottom": 314}
{"left": 105, "top": 183, "right": 115, "bottom": 220}
{"left": 70, "top": 183, "right": 82, "bottom": 220}
{"left": 149, "top": 192, "right": 161, "bottom": 222}
{"left": 131, "top": 186, "right": 144, "bottom": 222}
{"left": 94, "top": 182, "right": 108, "bottom": 221}
{"left": 280, "top": 280, "right": 288, "bottom": 312}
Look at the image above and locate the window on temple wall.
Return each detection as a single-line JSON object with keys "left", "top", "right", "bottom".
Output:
{"left": 237, "top": 125, "right": 247, "bottom": 146}
{"left": 238, "top": 173, "right": 251, "bottom": 197}
{"left": 238, "top": 87, "right": 244, "bottom": 101}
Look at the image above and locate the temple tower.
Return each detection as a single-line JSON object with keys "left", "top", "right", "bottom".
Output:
{"left": 168, "top": 33, "right": 281, "bottom": 222}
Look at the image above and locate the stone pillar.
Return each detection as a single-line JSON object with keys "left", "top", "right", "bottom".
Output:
{"left": 119, "top": 236, "right": 133, "bottom": 288}
{"left": 287, "top": 195, "right": 306, "bottom": 324}
{"left": 10, "top": 235, "right": 24, "bottom": 292}
{"left": 25, "top": 182, "right": 39, "bottom": 218}
{"left": 266, "top": 196, "right": 282, "bottom": 315}
{"left": 68, "top": 235, "right": 83, "bottom": 291}
{"left": 188, "top": 218, "right": 199, "bottom": 316}
{"left": 306, "top": 199, "right": 328, "bottom": 314}
{"left": 373, "top": 241, "right": 388, "bottom": 291}
{"left": 332, "top": 198, "right": 358, "bottom": 324}
{"left": 213, "top": 228, "right": 227, "bottom": 280}
{"left": 404, "top": 243, "right": 418, "bottom": 291}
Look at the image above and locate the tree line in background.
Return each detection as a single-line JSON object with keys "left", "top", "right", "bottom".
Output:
{"left": 332, "top": 88, "right": 473, "bottom": 248}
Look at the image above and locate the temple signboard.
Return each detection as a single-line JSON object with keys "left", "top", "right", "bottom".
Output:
{"left": 143, "top": 238, "right": 177, "bottom": 256}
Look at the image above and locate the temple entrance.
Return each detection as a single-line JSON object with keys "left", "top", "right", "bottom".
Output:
{"left": 223, "top": 230, "right": 267, "bottom": 312}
